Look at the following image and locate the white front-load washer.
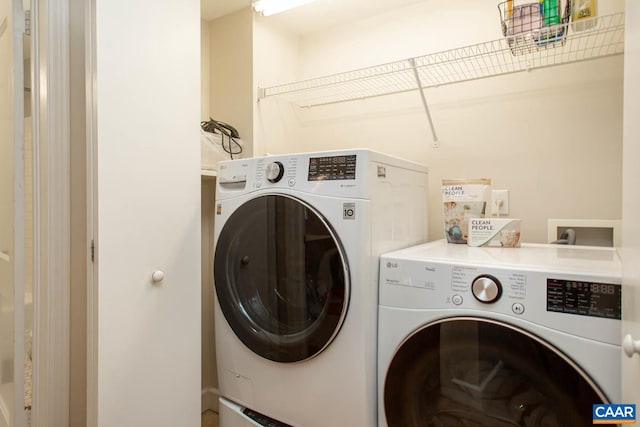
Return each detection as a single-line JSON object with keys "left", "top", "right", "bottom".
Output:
{"left": 378, "top": 240, "right": 622, "bottom": 427}
{"left": 213, "top": 149, "right": 428, "bottom": 426}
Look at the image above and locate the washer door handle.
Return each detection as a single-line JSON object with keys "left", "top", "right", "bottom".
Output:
{"left": 623, "top": 334, "right": 640, "bottom": 358}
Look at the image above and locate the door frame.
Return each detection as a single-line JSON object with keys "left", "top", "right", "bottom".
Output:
{"left": 30, "top": 0, "right": 71, "bottom": 425}
{"left": 621, "top": 0, "right": 640, "bottom": 407}
{"left": 83, "top": 0, "right": 97, "bottom": 425}
{"left": 7, "top": 0, "right": 26, "bottom": 424}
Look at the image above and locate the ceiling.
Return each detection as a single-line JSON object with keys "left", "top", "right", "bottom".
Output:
{"left": 201, "top": 0, "right": 427, "bottom": 35}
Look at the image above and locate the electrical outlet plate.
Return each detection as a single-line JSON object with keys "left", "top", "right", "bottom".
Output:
{"left": 491, "top": 189, "right": 509, "bottom": 215}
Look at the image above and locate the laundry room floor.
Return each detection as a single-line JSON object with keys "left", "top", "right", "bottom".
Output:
{"left": 201, "top": 410, "right": 219, "bottom": 427}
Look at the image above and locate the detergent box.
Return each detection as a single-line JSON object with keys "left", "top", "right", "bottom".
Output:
{"left": 467, "top": 218, "right": 521, "bottom": 248}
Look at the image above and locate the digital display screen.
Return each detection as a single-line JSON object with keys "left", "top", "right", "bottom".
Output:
{"left": 308, "top": 155, "right": 357, "bottom": 181}
{"left": 547, "top": 278, "right": 621, "bottom": 319}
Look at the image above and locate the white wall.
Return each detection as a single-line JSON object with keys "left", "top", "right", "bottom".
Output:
{"left": 253, "top": 14, "right": 302, "bottom": 156}
{"left": 255, "top": 0, "right": 625, "bottom": 243}
{"left": 201, "top": 19, "right": 210, "bottom": 122}
{"left": 200, "top": 18, "right": 217, "bottom": 412}
{"left": 210, "top": 8, "right": 254, "bottom": 156}
{"left": 202, "top": 10, "right": 254, "bottom": 410}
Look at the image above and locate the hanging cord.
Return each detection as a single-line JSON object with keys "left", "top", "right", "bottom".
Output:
{"left": 201, "top": 118, "right": 243, "bottom": 160}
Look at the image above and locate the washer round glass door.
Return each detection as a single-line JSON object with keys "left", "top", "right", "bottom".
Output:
{"left": 214, "top": 194, "right": 349, "bottom": 363}
{"left": 384, "top": 317, "right": 608, "bottom": 427}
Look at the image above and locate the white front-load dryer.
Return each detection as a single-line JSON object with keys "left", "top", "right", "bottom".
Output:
{"left": 378, "top": 240, "right": 622, "bottom": 427}
{"left": 213, "top": 149, "right": 428, "bottom": 427}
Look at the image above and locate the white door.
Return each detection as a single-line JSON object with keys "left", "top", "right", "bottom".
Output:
{"left": 0, "top": 0, "right": 25, "bottom": 425}
{"left": 622, "top": 0, "right": 640, "bottom": 408}
{"left": 87, "top": 0, "right": 201, "bottom": 426}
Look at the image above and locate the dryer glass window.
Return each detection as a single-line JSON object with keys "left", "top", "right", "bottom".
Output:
{"left": 214, "top": 195, "right": 349, "bottom": 363}
{"left": 384, "top": 318, "right": 607, "bottom": 427}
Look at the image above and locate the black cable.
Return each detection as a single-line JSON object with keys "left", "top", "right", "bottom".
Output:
{"left": 200, "top": 118, "right": 243, "bottom": 160}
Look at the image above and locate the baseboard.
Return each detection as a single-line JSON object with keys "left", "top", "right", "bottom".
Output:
{"left": 201, "top": 386, "right": 219, "bottom": 413}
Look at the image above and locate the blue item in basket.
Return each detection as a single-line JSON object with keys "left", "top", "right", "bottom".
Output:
{"left": 536, "top": 25, "right": 565, "bottom": 46}
{"left": 539, "top": 0, "right": 543, "bottom": 19}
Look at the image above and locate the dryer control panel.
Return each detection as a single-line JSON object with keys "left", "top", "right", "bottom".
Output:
{"left": 379, "top": 240, "right": 622, "bottom": 345}
{"left": 546, "top": 278, "right": 621, "bottom": 320}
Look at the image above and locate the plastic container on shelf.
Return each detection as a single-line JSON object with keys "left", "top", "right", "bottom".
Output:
{"left": 543, "top": 0, "right": 561, "bottom": 25}
{"left": 508, "top": 3, "right": 542, "bottom": 36}
{"left": 571, "top": 0, "right": 598, "bottom": 31}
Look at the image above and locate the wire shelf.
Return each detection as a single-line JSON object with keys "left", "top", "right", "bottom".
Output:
{"left": 258, "top": 11, "right": 624, "bottom": 108}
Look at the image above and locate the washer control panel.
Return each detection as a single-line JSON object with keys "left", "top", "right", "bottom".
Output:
{"left": 227, "top": 153, "right": 363, "bottom": 194}
{"left": 216, "top": 150, "right": 406, "bottom": 200}
{"left": 252, "top": 154, "right": 358, "bottom": 188}
{"left": 255, "top": 157, "right": 300, "bottom": 188}
{"left": 307, "top": 154, "right": 357, "bottom": 181}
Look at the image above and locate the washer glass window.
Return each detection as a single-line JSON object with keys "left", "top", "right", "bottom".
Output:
{"left": 214, "top": 194, "right": 349, "bottom": 363}
{"left": 384, "top": 318, "right": 607, "bottom": 426}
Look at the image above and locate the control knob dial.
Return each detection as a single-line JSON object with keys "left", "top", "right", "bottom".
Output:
{"left": 266, "top": 161, "right": 285, "bottom": 183}
{"left": 472, "top": 275, "right": 502, "bottom": 303}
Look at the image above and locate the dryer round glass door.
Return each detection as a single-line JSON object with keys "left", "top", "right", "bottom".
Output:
{"left": 214, "top": 194, "right": 349, "bottom": 363}
{"left": 383, "top": 317, "right": 608, "bottom": 427}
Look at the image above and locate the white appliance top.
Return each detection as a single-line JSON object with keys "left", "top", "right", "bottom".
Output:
{"left": 379, "top": 240, "right": 622, "bottom": 345}
{"left": 382, "top": 239, "right": 621, "bottom": 277}
{"left": 215, "top": 148, "right": 427, "bottom": 200}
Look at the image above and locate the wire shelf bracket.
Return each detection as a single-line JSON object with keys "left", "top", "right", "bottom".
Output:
{"left": 409, "top": 58, "right": 439, "bottom": 147}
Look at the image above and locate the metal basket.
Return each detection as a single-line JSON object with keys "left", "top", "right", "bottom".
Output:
{"left": 498, "top": 0, "right": 571, "bottom": 55}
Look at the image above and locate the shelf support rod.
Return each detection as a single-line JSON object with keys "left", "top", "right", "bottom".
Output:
{"left": 409, "top": 58, "right": 439, "bottom": 147}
